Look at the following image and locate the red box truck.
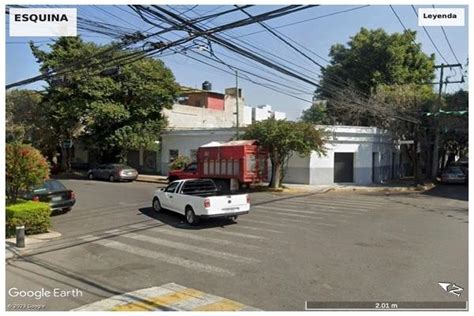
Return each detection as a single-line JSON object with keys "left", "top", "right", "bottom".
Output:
{"left": 168, "top": 140, "right": 268, "bottom": 191}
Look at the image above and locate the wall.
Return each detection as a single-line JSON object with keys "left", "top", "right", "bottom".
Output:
{"left": 160, "top": 129, "right": 235, "bottom": 175}
{"left": 160, "top": 125, "right": 399, "bottom": 185}
{"left": 163, "top": 94, "right": 245, "bottom": 129}
{"left": 206, "top": 94, "right": 225, "bottom": 110}
{"left": 284, "top": 126, "right": 398, "bottom": 185}
{"left": 243, "top": 106, "right": 252, "bottom": 126}
{"left": 273, "top": 111, "right": 287, "bottom": 120}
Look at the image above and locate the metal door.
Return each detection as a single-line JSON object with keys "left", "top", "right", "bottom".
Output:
{"left": 334, "top": 153, "right": 354, "bottom": 183}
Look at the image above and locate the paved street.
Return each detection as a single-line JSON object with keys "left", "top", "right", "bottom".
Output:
{"left": 6, "top": 179, "right": 468, "bottom": 311}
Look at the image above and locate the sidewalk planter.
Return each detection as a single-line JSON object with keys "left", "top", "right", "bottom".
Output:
{"left": 6, "top": 201, "right": 51, "bottom": 238}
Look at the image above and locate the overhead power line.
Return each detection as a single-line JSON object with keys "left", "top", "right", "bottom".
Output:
{"left": 410, "top": 5, "right": 449, "bottom": 64}
{"left": 432, "top": 5, "right": 462, "bottom": 65}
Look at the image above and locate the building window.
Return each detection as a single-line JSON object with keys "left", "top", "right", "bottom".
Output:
{"left": 169, "top": 149, "right": 178, "bottom": 162}
{"left": 190, "top": 149, "right": 197, "bottom": 162}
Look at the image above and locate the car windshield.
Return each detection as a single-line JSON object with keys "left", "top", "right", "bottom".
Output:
{"left": 33, "top": 180, "right": 66, "bottom": 193}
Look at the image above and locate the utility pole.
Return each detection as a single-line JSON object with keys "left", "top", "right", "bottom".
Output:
{"left": 431, "top": 63, "right": 463, "bottom": 180}
{"left": 235, "top": 70, "right": 240, "bottom": 139}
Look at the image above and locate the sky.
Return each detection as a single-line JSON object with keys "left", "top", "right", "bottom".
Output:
{"left": 6, "top": 4, "right": 469, "bottom": 120}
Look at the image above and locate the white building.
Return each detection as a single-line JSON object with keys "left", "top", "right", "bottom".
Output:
{"left": 249, "top": 104, "right": 287, "bottom": 123}
{"left": 160, "top": 126, "right": 400, "bottom": 184}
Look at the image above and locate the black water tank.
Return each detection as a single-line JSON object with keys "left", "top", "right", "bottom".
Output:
{"left": 202, "top": 81, "right": 212, "bottom": 91}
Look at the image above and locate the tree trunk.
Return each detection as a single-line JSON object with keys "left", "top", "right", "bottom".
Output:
{"left": 270, "top": 161, "right": 282, "bottom": 188}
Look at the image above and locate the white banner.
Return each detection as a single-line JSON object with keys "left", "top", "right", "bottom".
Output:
{"left": 418, "top": 8, "right": 465, "bottom": 27}
{"left": 9, "top": 8, "right": 77, "bottom": 37}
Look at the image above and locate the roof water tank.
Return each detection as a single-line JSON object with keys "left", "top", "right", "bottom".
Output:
{"left": 202, "top": 81, "right": 212, "bottom": 91}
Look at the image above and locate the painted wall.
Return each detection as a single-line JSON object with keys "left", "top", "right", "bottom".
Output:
{"left": 160, "top": 129, "right": 235, "bottom": 175}
{"left": 284, "top": 126, "right": 399, "bottom": 185}
{"left": 160, "top": 126, "right": 399, "bottom": 185}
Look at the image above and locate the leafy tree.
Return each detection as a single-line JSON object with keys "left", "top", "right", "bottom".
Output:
{"left": 300, "top": 100, "right": 329, "bottom": 124}
{"left": 169, "top": 155, "right": 191, "bottom": 171}
{"left": 6, "top": 143, "right": 50, "bottom": 203}
{"left": 440, "top": 89, "right": 468, "bottom": 167}
{"left": 30, "top": 37, "right": 179, "bottom": 169}
{"left": 372, "top": 84, "right": 436, "bottom": 182}
{"left": 318, "top": 28, "right": 436, "bottom": 125}
{"left": 243, "top": 118, "right": 326, "bottom": 188}
{"left": 6, "top": 90, "right": 59, "bottom": 160}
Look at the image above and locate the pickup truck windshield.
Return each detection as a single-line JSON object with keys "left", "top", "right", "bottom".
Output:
{"left": 181, "top": 180, "right": 217, "bottom": 197}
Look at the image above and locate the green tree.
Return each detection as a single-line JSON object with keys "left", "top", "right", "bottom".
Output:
{"left": 440, "top": 89, "right": 468, "bottom": 167}
{"left": 30, "top": 37, "right": 179, "bottom": 169}
{"left": 373, "top": 84, "right": 436, "bottom": 183}
{"left": 6, "top": 89, "right": 59, "bottom": 160}
{"left": 300, "top": 100, "right": 329, "bottom": 124}
{"left": 6, "top": 143, "right": 50, "bottom": 203}
{"left": 318, "top": 28, "right": 435, "bottom": 125}
{"left": 243, "top": 118, "right": 326, "bottom": 188}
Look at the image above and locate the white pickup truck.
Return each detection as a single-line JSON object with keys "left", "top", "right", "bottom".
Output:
{"left": 152, "top": 179, "right": 250, "bottom": 225}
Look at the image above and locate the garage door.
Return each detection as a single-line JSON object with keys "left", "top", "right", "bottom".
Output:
{"left": 334, "top": 153, "right": 354, "bottom": 183}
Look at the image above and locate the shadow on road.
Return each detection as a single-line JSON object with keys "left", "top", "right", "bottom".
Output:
{"left": 422, "top": 183, "right": 468, "bottom": 201}
{"left": 138, "top": 207, "right": 237, "bottom": 230}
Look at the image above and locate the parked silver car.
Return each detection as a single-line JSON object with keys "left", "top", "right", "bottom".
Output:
{"left": 440, "top": 166, "right": 467, "bottom": 184}
{"left": 87, "top": 164, "right": 138, "bottom": 182}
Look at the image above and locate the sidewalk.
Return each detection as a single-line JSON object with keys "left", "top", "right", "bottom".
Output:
{"left": 136, "top": 174, "right": 168, "bottom": 184}
{"left": 328, "top": 179, "right": 436, "bottom": 193}
{"left": 5, "top": 230, "right": 61, "bottom": 260}
{"left": 256, "top": 179, "right": 435, "bottom": 194}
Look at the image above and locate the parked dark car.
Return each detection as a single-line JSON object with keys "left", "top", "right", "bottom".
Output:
{"left": 87, "top": 164, "right": 138, "bottom": 182}
{"left": 22, "top": 179, "right": 76, "bottom": 212}
{"left": 440, "top": 166, "right": 467, "bottom": 184}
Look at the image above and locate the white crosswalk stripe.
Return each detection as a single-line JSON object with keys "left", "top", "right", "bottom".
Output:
{"left": 103, "top": 229, "right": 259, "bottom": 264}
{"left": 203, "top": 228, "right": 266, "bottom": 240}
{"left": 254, "top": 204, "right": 356, "bottom": 217}
{"left": 79, "top": 235, "right": 235, "bottom": 277}
{"left": 270, "top": 201, "right": 371, "bottom": 213}
{"left": 279, "top": 199, "right": 378, "bottom": 210}
{"left": 136, "top": 226, "right": 262, "bottom": 249}
{"left": 249, "top": 213, "right": 337, "bottom": 227}
{"left": 252, "top": 207, "right": 347, "bottom": 223}
{"left": 232, "top": 224, "right": 282, "bottom": 234}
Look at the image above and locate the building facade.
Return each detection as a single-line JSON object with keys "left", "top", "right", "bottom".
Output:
{"left": 160, "top": 126, "right": 400, "bottom": 185}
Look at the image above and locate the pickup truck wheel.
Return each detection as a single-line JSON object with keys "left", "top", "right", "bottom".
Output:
{"left": 88, "top": 173, "right": 94, "bottom": 180}
{"left": 185, "top": 208, "right": 199, "bottom": 225}
{"left": 152, "top": 198, "right": 162, "bottom": 212}
{"left": 109, "top": 175, "right": 115, "bottom": 182}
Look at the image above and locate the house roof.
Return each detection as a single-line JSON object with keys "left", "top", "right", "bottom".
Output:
{"left": 201, "top": 140, "right": 258, "bottom": 147}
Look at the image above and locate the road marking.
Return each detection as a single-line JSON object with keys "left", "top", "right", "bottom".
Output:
{"left": 79, "top": 236, "right": 234, "bottom": 276}
{"left": 232, "top": 224, "right": 282, "bottom": 234}
{"left": 193, "top": 298, "right": 245, "bottom": 311}
{"left": 118, "top": 232, "right": 259, "bottom": 264}
{"left": 205, "top": 228, "right": 266, "bottom": 239}
{"left": 273, "top": 200, "right": 371, "bottom": 212}
{"left": 111, "top": 288, "right": 204, "bottom": 311}
{"left": 254, "top": 208, "right": 348, "bottom": 223}
{"left": 249, "top": 212, "right": 337, "bottom": 227}
{"left": 73, "top": 283, "right": 260, "bottom": 311}
{"left": 255, "top": 204, "right": 355, "bottom": 216}
{"left": 145, "top": 227, "right": 262, "bottom": 249}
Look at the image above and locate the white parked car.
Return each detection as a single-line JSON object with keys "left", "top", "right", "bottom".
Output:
{"left": 152, "top": 179, "right": 250, "bottom": 225}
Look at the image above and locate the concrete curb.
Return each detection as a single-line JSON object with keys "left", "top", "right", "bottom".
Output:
{"left": 329, "top": 183, "right": 436, "bottom": 194}
{"left": 5, "top": 230, "right": 62, "bottom": 261}
{"left": 136, "top": 177, "right": 168, "bottom": 184}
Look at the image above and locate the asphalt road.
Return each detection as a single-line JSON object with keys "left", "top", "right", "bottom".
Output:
{"left": 6, "top": 180, "right": 468, "bottom": 311}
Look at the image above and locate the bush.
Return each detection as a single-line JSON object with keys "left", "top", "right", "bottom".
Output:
{"left": 169, "top": 155, "right": 191, "bottom": 171}
{"left": 6, "top": 143, "right": 50, "bottom": 203}
{"left": 6, "top": 201, "right": 51, "bottom": 238}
